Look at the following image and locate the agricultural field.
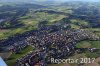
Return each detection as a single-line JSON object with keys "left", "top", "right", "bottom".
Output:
{"left": 5, "top": 46, "right": 33, "bottom": 66}
{"left": 76, "top": 41, "right": 100, "bottom": 48}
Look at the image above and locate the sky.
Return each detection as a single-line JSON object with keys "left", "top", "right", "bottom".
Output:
{"left": 63, "top": 0, "right": 99, "bottom": 1}
{"left": 0, "top": 0, "right": 100, "bottom": 2}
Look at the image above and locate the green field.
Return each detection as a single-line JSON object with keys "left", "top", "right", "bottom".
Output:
{"left": 76, "top": 41, "right": 100, "bottom": 48}
{"left": 5, "top": 46, "right": 33, "bottom": 66}
{"left": 0, "top": 11, "right": 66, "bottom": 40}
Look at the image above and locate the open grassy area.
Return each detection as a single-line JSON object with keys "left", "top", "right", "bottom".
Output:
{"left": 5, "top": 46, "right": 33, "bottom": 66}
{"left": 0, "top": 27, "right": 35, "bottom": 40}
{"left": 85, "top": 51, "right": 100, "bottom": 58}
{"left": 90, "top": 41, "right": 100, "bottom": 48}
{"left": 71, "top": 19, "right": 89, "bottom": 25}
{"left": 0, "top": 29, "right": 10, "bottom": 39}
{"left": 70, "top": 19, "right": 89, "bottom": 28}
{"left": 85, "top": 28, "right": 100, "bottom": 31}
{"left": 26, "top": 11, "right": 66, "bottom": 25}
{"left": 70, "top": 24, "right": 80, "bottom": 29}
{"left": 76, "top": 41, "right": 100, "bottom": 48}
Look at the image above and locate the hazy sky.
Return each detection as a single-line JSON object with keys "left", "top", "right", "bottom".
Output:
{"left": 59, "top": 0, "right": 99, "bottom": 1}
{"left": 0, "top": 0, "right": 100, "bottom": 2}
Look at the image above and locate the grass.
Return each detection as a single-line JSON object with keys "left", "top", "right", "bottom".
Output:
{"left": 76, "top": 41, "right": 91, "bottom": 48}
{"left": 86, "top": 28, "right": 100, "bottom": 31}
{"left": 85, "top": 51, "right": 100, "bottom": 58}
{"left": 75, "top": 40, "right": 100, "bottom": 60}
{"left": 0, "top": 52, "right": 12, "bottom": 59}
{"left": 0, "top": 21, "right": 38, "bottom": 40}
{"left": 0, "top": 29, "right": 10, "bottom": 39}
{"left": 48, "top": 15, "right": 66, "bottom": 24}
{"left": 76, "top": 41, "right": 100, "bottom": 48}
{"left": 70, "top": 19, "right": 89, "bottom": 26}
{"left": 5, "top": 46, "right": 33, "bottom": 66}
{"left": 71, "top": 24, "right": 80, "bottom": 29}
{"left": 90, "top": 41, "right": 100, "bottom": 48}
{"left": 96, "top": 33, "right": 100, "bottom": 36}
{"left": 84, "top": 28, "right": 100, "bottom": 36}
{"left": 0, "top": 11, "right": 66, "bottom": 40}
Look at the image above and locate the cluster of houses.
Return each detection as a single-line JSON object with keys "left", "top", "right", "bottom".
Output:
{"left": 0, "top": 24, "right": 100, "bottom": 66}
{"left": 15, "top": 51, "right": 47, "bottom": 66}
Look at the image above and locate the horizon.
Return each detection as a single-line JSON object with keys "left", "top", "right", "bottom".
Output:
{"left": 0, "top": 0, "right": 100, "bottom": 3}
